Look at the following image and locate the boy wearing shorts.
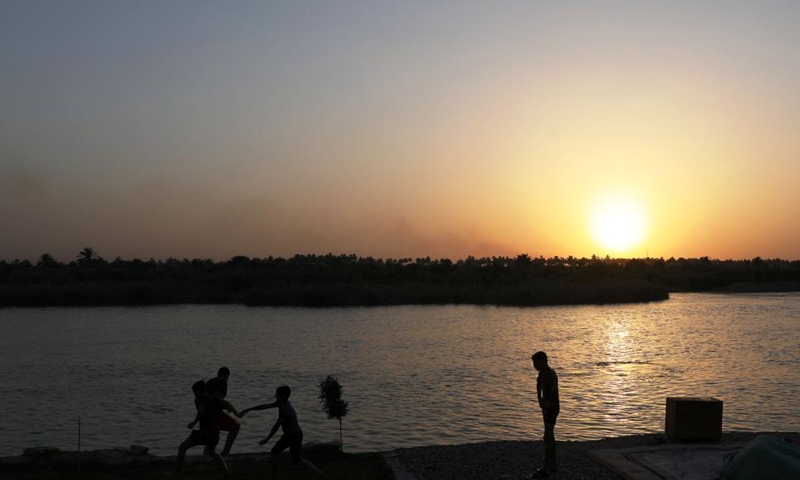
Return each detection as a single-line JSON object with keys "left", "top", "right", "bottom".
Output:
{"left": 206, "top": 367, "right": 242, "bottom": 456}
{"left": 251, "top": 385, "right": 322, "bottom": 479}
{"left": 172, "top": 380, "right": 230, "bottom": 478}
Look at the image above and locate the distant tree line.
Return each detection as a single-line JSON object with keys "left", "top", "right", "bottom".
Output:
{"left": 0, "top": 250, "right": 798, "bottom": 307}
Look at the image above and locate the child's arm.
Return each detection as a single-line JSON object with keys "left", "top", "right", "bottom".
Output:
{"left": 240, "top": 402, "right": 278, "bottom": 417}
{"left": 188, "top": 403, "right": 203, "bottom": 429}
{"left": 258, "top": 418, "right": 282, "bottom": 445}
{"left": 218, "top": 399, "right": 242, "bottom": 418}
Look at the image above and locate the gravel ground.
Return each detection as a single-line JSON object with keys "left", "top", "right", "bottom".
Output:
{"left": 393, "top": 432, "right": 800, "bottom": 480}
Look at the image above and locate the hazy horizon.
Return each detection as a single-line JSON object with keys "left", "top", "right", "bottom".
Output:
{"left": 3, "top": 1, "right": 800, "bottom": 262}
{"left": 4, "top": 248, "right": 798, "bottom": 264}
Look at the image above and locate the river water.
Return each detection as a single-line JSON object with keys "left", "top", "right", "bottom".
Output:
{"left": 1, "top": 292, "right": 798, "bottom": 456}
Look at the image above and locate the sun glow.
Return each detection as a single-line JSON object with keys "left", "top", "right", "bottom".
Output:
{"left": 589, "top": 194, "right": 649, "bottom": 254}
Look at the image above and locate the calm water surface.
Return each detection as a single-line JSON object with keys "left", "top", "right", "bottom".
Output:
{"left": 1, "top": 293, "right": 799, "bottom": 456}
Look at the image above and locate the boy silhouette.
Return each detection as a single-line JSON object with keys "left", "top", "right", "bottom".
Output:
{"left": 206, "top": 367, "right": 242, "bottom": 455}
{"left": 172, "top": 380, "right": 230, "bottom": 478}
{"left": 245, "top": 385, "right": 322, "bottom": 480}
{"left": 532, "top": 351, "right": 559, "bottom": 478}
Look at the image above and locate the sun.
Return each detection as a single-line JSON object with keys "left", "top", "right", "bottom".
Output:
{"left": 588, "top": 194, "right": 649, "bottom": 254}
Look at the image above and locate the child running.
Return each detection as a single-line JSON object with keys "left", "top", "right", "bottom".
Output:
{"left": 206, "top": 367, "right": 243, "bottom": 456}
{"left": 171, "top": 380, "right": 231, "bottom": 478}
{"left": 243, "top": 385, "right": 322, "bottom": 480}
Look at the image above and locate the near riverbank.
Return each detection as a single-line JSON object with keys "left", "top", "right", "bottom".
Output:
{"left": 391, "top": 431, "right": 800, "bottom": 480}
{"left": 0, "top": 445, "right": 393, "bottom": 480}
{"left": 4, "top": 432, "right": 799, "bottom": 480}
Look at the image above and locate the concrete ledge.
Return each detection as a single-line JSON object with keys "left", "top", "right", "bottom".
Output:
{"left": 587, "top": 443, "right": 743, "bottom": 480}
{"left": 383, "top": 452, "right": 417, "bottom": 480}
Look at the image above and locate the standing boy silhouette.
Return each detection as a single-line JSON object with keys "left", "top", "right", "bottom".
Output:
{"left": 532, "top": 351, "right": 559, "bottom": 478}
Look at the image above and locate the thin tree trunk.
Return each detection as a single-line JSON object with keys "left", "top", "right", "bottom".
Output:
{"left": 339, "top": 419, "right": 343, "bottom": 452}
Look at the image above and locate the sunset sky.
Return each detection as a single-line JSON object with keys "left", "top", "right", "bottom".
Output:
{"left": 2, "top": 1, "right": 799, "bottom": 262}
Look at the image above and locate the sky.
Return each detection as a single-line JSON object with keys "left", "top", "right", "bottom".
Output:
{"left": 2, "top": 1, "right": 799, "bottom": 262}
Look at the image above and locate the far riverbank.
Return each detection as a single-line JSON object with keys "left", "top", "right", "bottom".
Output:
{"left": 3, "top": 254, "right": 799, "bottom": 308}
{"left": 0, "top": 279, "right": 670, "bottom": 307}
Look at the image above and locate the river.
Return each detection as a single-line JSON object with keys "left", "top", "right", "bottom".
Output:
{"left": 1, "top": 292, "right": 798, "bottom": 456}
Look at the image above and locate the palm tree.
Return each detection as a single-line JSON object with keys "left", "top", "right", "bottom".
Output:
{"left": 37, "top": 253, "right": 59, "bottom": 268}
{"left": 514, "top": 253, "right": 532, "bottom": 267}
{"left": 76, "top": 247, "right": 99, "bottom": 265}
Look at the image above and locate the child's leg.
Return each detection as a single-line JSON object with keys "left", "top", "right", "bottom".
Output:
{"left": 291, "top": 435, "right": 322, "bottom": 479}
{"left": 205, "top": 446, "right": 231, "bottom": 478}
{"left": 265, "top": 452, "right": 278, "bottom": 479}
{"left": 175, "top": 437, "right": 198, "bottom": 474}
{"left": 543, "top": 422, "right": 557, "bottom": 471}
{"left": 268, "top": 435, "right": 294, "bottom": 479}
{"left": 221, "top": 421, "right": 240, "bottom": 455}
